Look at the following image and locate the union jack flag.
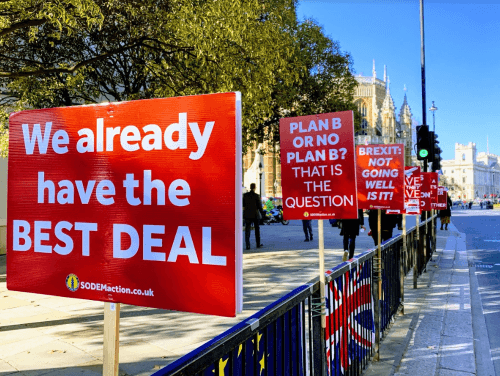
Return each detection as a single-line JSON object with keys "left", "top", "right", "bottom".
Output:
{"left": 325, "top": 260, "right": 375, "bottom": 375}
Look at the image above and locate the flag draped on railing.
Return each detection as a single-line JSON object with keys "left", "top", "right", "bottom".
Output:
{"left": 325, "top": 261, "right": 375, "bottom": 375}
{"left": 202, "top": 305, "right": 304, "bottom": 376}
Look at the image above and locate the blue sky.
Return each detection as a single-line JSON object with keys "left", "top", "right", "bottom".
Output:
{"left": 296, "top": 0, "right": 500, "bottom": 161}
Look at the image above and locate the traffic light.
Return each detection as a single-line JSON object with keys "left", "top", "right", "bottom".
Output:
{"left": 416, "top": 125, "right": 430, "bottom": 160}
{"left": 431, "top": 132, "right": 442, "bottom": 172}
{"left": 428, "top": 131, "right": 435, "bottom": 161}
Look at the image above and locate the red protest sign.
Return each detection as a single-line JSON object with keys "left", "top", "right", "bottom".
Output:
{"left": 432, "top": 186, "right": 448, "bottom": 210}
{"left": 279, "top": 111, "right": 357, "bottom": 220}
{"left": 356, "top": 144, "right": 405, "bottom": 210}
{"left": 404, "top": 166, "right": 421, "bottom": 214}
{"left": 420, "top": 172, "right": 438, "bottom": 211}
{"left": 7, "top": 93, "right": 243, "bottom": 317}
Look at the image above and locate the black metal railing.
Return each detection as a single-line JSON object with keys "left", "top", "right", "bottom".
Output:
{"left": 153, "top": 284, "right": 316, "bottom": 376}
{"left": 154, "top": 215, "right": 437, "bottom": 376}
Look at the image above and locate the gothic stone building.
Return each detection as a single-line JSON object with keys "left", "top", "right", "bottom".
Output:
{"left": 243, "top": 61, "right": 414, "bottom": 198}
{"left": 354, "top": 61, "right": 413, "bottom": 166}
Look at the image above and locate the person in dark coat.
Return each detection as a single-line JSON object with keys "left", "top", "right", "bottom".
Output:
{"left": 302, "top": 220, "right": 313, "bottom": 242}
{"left": 367, "top": 209, "right": 398, "bottom": 246}
{"left": 340, "top": 209, "right": 365, "bottom": 261}
{"left": 243, "top": 183, "right": 264, "bottom": 250}
{"left": 439, "top": 195, "right": 452, "bottom": 230}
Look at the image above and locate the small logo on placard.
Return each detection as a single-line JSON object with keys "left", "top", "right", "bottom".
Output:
{"left": 66, "top": 274, "right": 79, "bottom": 292}
{"left": 304, "top": 212, "right": 309, "bottom": 217}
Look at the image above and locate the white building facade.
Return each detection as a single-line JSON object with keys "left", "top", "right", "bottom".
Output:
{"left": 440, "top": 142, "right": 500, "bottom": 200}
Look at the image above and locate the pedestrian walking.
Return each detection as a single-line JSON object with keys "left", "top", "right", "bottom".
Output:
{"left": 480, "top": 201, "right": 483, "bottom": 209}
{"left": 367, "top": 209, "right": 398, "bottom": 247}
{"left": 469, "top": 201, "right": 473, "bottom": 209}
{"left": 439, "top": 195, "right": 452, "bottom": 230}
{"left": 243, "top": 183, "right": 264, "bottom": 250}
{"left": 340, "top": 209, "right": 366, "bottom": 261}
{"left": 302, "top": 220, "right": 313, "bottom": 242}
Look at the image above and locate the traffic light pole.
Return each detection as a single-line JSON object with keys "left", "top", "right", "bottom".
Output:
{"left": 420, "top": 0, "right": 427, "bottom": 154}
{"left": 420, "top": 0, "right": 429, "bottom": 271}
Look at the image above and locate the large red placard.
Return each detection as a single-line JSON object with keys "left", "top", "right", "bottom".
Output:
{"left": 8, "top": 93, "right": 242, "bottom": 317}
{"left": 432, "top": 186, "right": 447, "bottom": 210}
{"left": 420, "top": 172, "right": 438, "bottom": 211}
{"left": 279, "top": 111, "right": 358, "bottom": 220}
{"left": 404, "top": 166, "right": 421, "bottom": 214}
{"left": 356, "top": 144, "right": 404, "bottom": 210}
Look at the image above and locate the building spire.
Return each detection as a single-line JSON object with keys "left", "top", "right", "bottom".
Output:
{"left": 400, "top": 85, "right": 412, "bottom": 123}
{"left": 384, "top": 65, "right": 387, "bottom": 83}
{"left": 381, "top": 76, "right": 395, "bottom": 113}
{"left": 372, "top": 59, "right": 376, "bottom": 78}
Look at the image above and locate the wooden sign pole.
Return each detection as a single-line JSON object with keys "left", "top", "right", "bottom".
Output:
{"left": 318, "top": 219, "right": 326, "bottom": 329}
{"left": 414, "top": 215, "right": 419, "bottom": 289}
{"left": 377, "top": 210, "right": 382, "bottom": 300}
{"left": 104, "top": 302, "right": 120, "bottom": 376}
{"left": 401, "top": 214, "right": 406, "bottom": 314}
{"left": 373, "top": 209, "right": 383, "bottom": 360}
{"left": 423, "top": 211, "right": 427, "bottom": 272}
{"left": 431, "top": 209, "right": 435, "bottom": 259}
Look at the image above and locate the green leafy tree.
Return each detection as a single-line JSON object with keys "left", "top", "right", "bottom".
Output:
{"left": 1, "top": 0, "right": 299, "bottom": 154}
{"left": 258, "top": 19, "right": 360, "bottom": 147}
{"left": 0, "top": 0, "right": 103, "bottom": 156}
{"left": 0, "top": 1, "right": 358, "bottom": 157}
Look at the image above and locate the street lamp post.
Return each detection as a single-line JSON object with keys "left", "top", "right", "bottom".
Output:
{"left": 429, "top": 101, "right": 438, "bottom": 133}
{"left": 258, "top": 162, "right": 263, "bottom": 198}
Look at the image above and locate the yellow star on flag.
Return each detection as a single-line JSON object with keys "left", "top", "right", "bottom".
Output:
{"left": 259, "top": 353, "right": 266, "bottom": 375}
{"left": 211, "top": 357, "right": 228, "bottom": 376}
{"left": 256, "top": 332, "right": 263, "bottom": 351}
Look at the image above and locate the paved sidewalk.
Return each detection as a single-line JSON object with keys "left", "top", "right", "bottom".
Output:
{"left": 365, "top": 221, "right": 495, "bottom": 376}
{"left": 0, "top": 219, "right": 414, "bottom": 376}
{"left": 0, "top": 217, "right": 424, "bottom": 376}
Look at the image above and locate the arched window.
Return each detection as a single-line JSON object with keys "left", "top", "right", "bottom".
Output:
{"left": 361, "top": 104, "right": 367, "bottom": 117}
{"left": 462, "top": 153, "right": 466, "bottom": 161}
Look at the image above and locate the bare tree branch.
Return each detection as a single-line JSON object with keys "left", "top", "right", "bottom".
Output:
{"left": 0, "top": 18, "right": 45, "bottom": 37}
{"left": 0, "top": 38, "right": 148, "bottom": 77}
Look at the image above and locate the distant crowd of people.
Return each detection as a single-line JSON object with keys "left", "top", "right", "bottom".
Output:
{"left": 244, "top": 183, "right": 456, "bottom": 261}
{"left": 453, "top": 200, "right": 495, "bottom": 209}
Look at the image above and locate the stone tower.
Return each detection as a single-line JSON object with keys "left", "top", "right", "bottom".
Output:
{"left": 455, "top": 142, "right": 477, "bottom": 165}
{"left": 399, "top": 88, "right": 413, "bottom": 166}
{"left": 354, "top": 61, "right": 413, "bottom": 165}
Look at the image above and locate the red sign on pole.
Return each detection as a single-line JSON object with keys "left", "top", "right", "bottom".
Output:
{"left": 420, "top": 172, "right": 438, "bottom": 211}
{"left": 432, "top": 186, "right": 448, "bottom": 210}
{"left": 404, "top": 166, "right": 421, "bottom": 214}
{"left": 356, "top": 144, "right": 405, "bottom": 210}
{"left": 279, "top": 111, "right": 358, "bottom": 220}
{"left": 7, "top": 93, "right": 243, "bottom": 317}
